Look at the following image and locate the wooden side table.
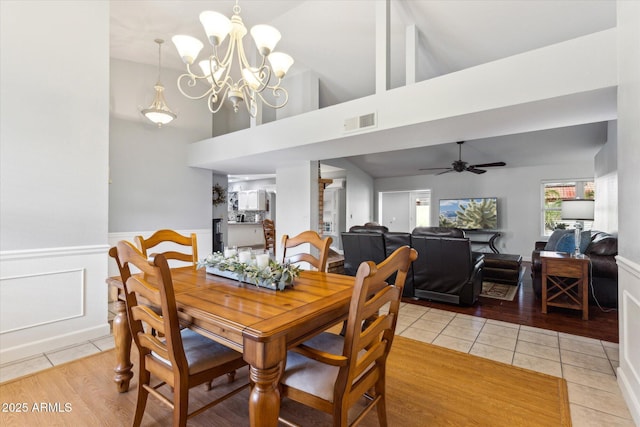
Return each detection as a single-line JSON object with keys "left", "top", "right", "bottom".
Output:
{"left": 541, "top": 251, "right": 590, "bottom": 320}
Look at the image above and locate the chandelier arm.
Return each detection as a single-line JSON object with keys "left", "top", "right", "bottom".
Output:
{"left": 254, "top": 86, "right": 289, "bottom": 109}
{"left": 176, "top": 73, "right": 214, "bottom": 100}
{"left": 208, "top": 86, "right": 230, "bottom": 114}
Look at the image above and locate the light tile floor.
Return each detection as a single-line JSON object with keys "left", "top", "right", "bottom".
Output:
{"left": 0, "top": 302, "right": 635, "bottom": 426}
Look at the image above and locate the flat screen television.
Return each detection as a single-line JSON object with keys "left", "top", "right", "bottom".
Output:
{"left": 438, "top": 197, "right": 498, "bottom": 230}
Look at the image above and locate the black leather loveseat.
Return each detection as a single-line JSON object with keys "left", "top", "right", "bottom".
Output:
{"left": 342, "top": 225, "right": 484, "bottom": 305}
{"left": 531, "top": 230, "right": 618, "bottom": 308}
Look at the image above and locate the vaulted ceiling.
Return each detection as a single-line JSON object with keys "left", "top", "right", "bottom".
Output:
{"left": 110, "top": 1, "right": 616, "bottom": 178}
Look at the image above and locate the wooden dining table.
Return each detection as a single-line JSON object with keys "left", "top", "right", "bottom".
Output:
{"left": 106, "top": 266, "right": 355, "bottom": 427}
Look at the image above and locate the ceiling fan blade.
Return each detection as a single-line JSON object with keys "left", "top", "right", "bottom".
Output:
{"left": 469, "top": 162, "right": 506, "bottom": 168}
{"left": 419, "top": 167, "right": 451, "bottom": 171}
{"left": 436, "top": 169, "right": 455, "bottom": 175}
{"left": 467, "top": 167, "right": 487, "bottom": 174}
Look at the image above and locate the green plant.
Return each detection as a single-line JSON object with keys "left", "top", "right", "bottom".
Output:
{"left": 198, "top": 252, "right": 301, "bottom": 291}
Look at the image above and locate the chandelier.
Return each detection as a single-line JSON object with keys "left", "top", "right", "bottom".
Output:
{"left": 141, "top": 39, "right": 177, "bottom": 127}
{"left": 172, "top": 0, "right": 294, "bottom": 117}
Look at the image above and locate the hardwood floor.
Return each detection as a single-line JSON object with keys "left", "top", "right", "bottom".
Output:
{"left": 402, "top": 262, "right": 619, "bottom": 343}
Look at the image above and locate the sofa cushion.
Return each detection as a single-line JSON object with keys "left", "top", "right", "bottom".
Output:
{"left": 586, "top": 232, "right": 618, "bottom": 256}
{"left": 412, "top": 227, "right": 465, "bottom": 238}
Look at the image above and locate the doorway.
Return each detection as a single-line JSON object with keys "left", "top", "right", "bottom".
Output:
{"left": 379, "top": 190, "right": 431, "bottom": 231}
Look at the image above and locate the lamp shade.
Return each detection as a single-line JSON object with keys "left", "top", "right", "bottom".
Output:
{"left": 199, "top": 11, "right": 232, "bottom": 46}
{"left": 561, "top": 199, "right": 594, "bottom": 220}
{"left": 250, "top": 24, "right": 281, "bottom": 55}
{"left": 268, "top": 52, "right": 294, "bottom": 79}
{"left": 172, "top": 35, "right": 204, "bottom": 65}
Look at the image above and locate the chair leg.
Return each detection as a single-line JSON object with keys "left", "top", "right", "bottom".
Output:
{"left": 173, "top": 385, "right": 189, "bottom": 427}
{"left": 375, "top": 380, "right": 388, "bottom": 427}
{"left": 226, "top": 370, "right": 236, "bottom": 383}
{"left": 133, "top": 370, "right": 150, "bottom": 427}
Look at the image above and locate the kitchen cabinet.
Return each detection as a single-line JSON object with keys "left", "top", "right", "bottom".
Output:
{"left": 238, "top": 190, "right": 266, "bottom": 211}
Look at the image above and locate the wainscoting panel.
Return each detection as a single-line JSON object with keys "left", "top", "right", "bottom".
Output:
{"left": 0, "top": 268, "right": 84, "bottom": 333}
{"left": 617, "top": 255, "right": 640, "bottom": 425}
{"left": 0, "top": 245, "right": 110, "bottom": 363}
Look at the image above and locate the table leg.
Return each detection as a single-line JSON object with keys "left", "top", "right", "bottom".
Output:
{"left": 248, "top": 365, "right": 281, "bottom": 427}
{"left": 112, "top": 299, "right": 133, "bottom": 393}
{"left": 541, "top": 275, "right": 548, "bottom": 314}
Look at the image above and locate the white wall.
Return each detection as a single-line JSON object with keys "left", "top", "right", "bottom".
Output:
{"left": 375, "top": 162, "right": 596, "bottom": 259}
{"left": 109, "top": 118, "right": 212, "bottom": 232}
{"left": 275, "top": 162, "right": 318, "bottom": 263}
{"left": 615, "top": 1, "right": 640, "bottom": 423}
{"left": 0, "top": 1, "right": 110, "bottom": 362}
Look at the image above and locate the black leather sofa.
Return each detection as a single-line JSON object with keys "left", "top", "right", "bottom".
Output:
{"left": 531, "top": 230, "right": 618, "bottom": 308}
{"left": 342, "top": 225, "right": 484, "bottom": 305}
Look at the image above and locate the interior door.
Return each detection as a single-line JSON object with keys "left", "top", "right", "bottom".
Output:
{"left": 380, "top": 192, "right": 411, "bottom": 231}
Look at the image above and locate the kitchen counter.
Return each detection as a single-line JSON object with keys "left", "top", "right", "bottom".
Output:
{"left": 227, "top": 221, "right": 265, "bottom": 247}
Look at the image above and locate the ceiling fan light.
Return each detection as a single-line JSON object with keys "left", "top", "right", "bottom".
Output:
{"left": 172, "top": 35, "right": 203, "bottom": 65}
{"left": 199, "top": 11, "right": 232, "bottom": 46}
{"left": 250, "top": 24, "right": 281, "bottom": 56}
{"left": 268, "top": 52, "right": 294, "bottom": 79}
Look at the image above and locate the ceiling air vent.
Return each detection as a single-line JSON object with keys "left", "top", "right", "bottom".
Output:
{"left": 343, "top": 112, "right": 377, "bottom": 133}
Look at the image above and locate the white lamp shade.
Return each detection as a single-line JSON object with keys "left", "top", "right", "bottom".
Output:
{"left": 199, "top": 11, "right": 231, "bottom": 46}
{"left": 268, "top": 52, "right": 294, "bottom": 78}
{"left": 143, "top": 110, "right": 176, "bottom": 125}
{"left": 172, "top": 35, "right": 204, "bottom": 65}
{"left": 250, "top": 24, "right": 281, "bottom": 55}
{"left": 561, "top": 199, "right": 594, "bottom": 220}
{"left": 198, "top": 60, "right": 225, "bottom": 84}
{"left": 241, "top": 67, "right": 262, "bottom": 90}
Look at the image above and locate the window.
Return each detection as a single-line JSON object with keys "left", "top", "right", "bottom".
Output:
{"left": 542, "top": 180, "right": 595, "bottom": 235}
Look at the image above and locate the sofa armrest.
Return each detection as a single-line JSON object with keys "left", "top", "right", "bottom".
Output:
{"left": 534, "top": 241, "right": 547, "bottom": 251}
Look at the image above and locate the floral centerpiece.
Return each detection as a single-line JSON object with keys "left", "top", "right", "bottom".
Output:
{"left": 198, "top": 251, "right": 301, "bottom": 291}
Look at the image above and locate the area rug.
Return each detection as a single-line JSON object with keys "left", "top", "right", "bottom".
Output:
{"left": 481, "top": 281, "right": 520, "bottom": 301}
{"left": 0, "top": 336, "right": 571, "bottom": 426}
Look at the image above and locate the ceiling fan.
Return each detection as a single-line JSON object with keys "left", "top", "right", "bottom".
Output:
{"left": 420, "top": 141, "right": 506, "bottom": 175}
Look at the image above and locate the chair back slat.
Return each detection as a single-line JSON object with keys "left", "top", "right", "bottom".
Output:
{"left": 281, "top": 230, "right": 332, "bottom": 271}
{"left": 135, "top": 229, "right": 198, "bottom": 268}
{"left": 262, "top": 219, "right": 276, "bottom": 253}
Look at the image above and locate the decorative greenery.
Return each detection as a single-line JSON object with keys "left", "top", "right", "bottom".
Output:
{"left": 212, "top": 183, "right": 227, "bottom": 206}
{"left": 198, "top": 252, "right": 301, "bottom": 291}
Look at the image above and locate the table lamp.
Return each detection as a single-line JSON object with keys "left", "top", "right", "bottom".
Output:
{"left": 561, "top": 199, "right": 595, "bottom": 256}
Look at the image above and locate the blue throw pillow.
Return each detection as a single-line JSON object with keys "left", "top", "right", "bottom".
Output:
{"left": 555, "top": 233, "right": 576, "bottom": 253}
{"left": 544, "top": 229, "right": 572, "bottom": 251}
{"left": 579, "top": 230, "right": 592, "bottom": 253}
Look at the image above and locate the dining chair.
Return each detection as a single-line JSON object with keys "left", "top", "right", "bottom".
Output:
{"left": 110, "top": 241, "right": 249, "bottom": 427}
{"left": 262, "top": 219, "right": 276, "bottom": 254}
{"left": 281, "top": 230, "right": 333, "bottom": 272}
{"left": 135, "top": 229, "right": 198, "bottom": 268}
{"left": 278, "top": 245, "right": 418, "bottom": 427}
